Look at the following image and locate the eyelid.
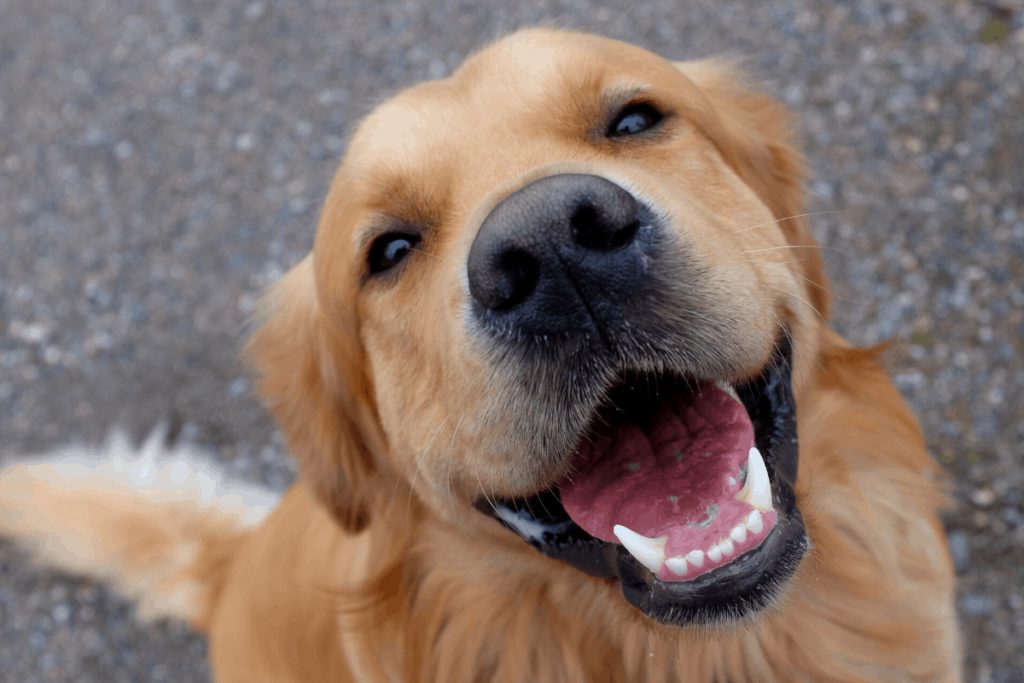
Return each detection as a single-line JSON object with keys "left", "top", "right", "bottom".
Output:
{"left": 603, "top": 84, "right": 651, "bottom": 110}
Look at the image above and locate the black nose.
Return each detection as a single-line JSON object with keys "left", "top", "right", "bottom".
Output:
{"left": 467, "top": 173, "right": 650, "bottom": 337}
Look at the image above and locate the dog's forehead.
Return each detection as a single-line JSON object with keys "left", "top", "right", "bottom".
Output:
{"left": 343, "top": 30, "right": 666, "bottom": 170}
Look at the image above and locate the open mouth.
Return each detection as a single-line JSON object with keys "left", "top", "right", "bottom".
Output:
{"left": 475, "top": 337, "right": 807, "bottom": 625}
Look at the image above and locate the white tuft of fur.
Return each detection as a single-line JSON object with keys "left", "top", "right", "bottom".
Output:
{"left": 0, "top": 427, "right": 280, "bottom": 625}
{"left": 3, "top": 426, "right": 281, "bottom": 525}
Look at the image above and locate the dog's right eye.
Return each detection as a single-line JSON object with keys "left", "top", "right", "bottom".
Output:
{"left": 367, "top": 232, "right": 420, "bottom": 275}
{"left": 607, "top": 102, "right": 663, "bottom": 137}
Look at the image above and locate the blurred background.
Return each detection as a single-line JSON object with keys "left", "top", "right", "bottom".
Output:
{"left": 0, "top": 0, "right": 1021, "bottom": 681}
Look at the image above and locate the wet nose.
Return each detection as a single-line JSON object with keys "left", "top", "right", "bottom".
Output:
{"left": 467, "top": 173, "right": 650, "bottom": 337}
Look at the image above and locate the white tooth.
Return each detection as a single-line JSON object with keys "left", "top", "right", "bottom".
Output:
{"left": 727, "top": 475, "right": 738, "bottom": 488}
{"left": 613, "top": 525, "right": 667, "bottom": 574}
{"left": 665, "top": 556, "right": 688, "bottom": 577}
{"left": 730, "top": 524, "right": 748, "bottom": 544}
{"left": 714, "top": 380, "right": 741, "bottom": 403}
{"left": 746, "top": 509, "right": 764, "bottom": 534}
{"left": 685, "top": 549, "right": 705, "bottom": 568}
{"left": 734, "top": 446, "right": 773, "bottom": 511}
{"left": 719, "top": 539, "right": 735, "bottom": 558}
{"left": 707, "top": 544, "right": 723, "bottom": 562}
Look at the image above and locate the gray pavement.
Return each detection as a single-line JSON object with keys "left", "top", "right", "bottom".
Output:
{"left": 1, "top": 0, "right": 1022, "bottom": 681}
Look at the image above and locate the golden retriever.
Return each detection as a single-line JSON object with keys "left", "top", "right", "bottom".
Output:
{"left": 0, "top": 29, "right": 961, "bottom": 682}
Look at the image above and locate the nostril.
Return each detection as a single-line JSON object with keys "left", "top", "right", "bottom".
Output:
{"left": 571, "top": 201, "right": 640, "bottom": 251}
{"left": 472, "top": 248, "right": 540, "bottom": 311}
{"left": 494, "top": 249, "right": 539, "bottom": 310}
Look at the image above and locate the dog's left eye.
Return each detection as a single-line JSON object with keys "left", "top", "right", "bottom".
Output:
{"left": 367, "top": 232, "right": 420, "bottom": 275}
{"left": 607, "top": 102, "right": 663, "bottom": 137}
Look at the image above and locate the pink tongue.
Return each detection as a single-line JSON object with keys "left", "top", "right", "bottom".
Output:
{"left": 561, "top": 383, "right": 765, "bottom": 578}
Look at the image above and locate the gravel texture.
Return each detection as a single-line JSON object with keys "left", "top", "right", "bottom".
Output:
{"left": 1, "top": 0, "right": 1021, "bottom": 681}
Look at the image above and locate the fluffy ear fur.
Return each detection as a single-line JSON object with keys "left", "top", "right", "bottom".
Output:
{"left": 245, "top": 256, "right": 377, "bottom": 531}
{"left": 677, "top": 59, "right": 830, "bottom": 319}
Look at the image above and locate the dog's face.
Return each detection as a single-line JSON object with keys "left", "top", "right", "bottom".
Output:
{"left": 250, "top": 30, "right": 829, "bottom": 625}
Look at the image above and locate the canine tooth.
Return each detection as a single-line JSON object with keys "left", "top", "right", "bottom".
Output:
{"left": 730, "top": 524, "right": 748, "bottom": 544}
{"left": 714, "top": 380, "right": 741, "bottom": 403}
{"left": 613, "top": 525, "right": 667, "bottom": 574}
{"left": 707, "top": 544, "right": 723, "bottom": 562}
{"left": 746, "top": 509, "right": 764, "bottom": 534}
{"left": 718, "top": 539, "right": 735, "bottom": 558}
{"left": 685, "top": 549, "right": 705, "bottom": 568}
{"left": 734, "top": 447, "right": 772, "bottom": 511}
{"left": 665, "top": 556, "right": 688, "bottom": 576}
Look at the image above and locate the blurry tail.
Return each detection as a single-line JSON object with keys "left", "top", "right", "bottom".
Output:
{"left": 0, "top": 428, "right": 279, "bottom": 630}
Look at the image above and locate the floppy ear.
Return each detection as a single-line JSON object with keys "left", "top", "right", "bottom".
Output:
{"left": 245, "top": 255, "right": 377, "bottom": 531}
{"left": 676, "top": 59, "right": 830, "bottom": 319}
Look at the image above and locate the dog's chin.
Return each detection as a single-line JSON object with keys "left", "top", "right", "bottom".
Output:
{"left": 474, "top": 335, "right": 807, "bottom": 627}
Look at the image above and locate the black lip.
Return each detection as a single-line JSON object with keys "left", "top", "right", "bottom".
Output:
{"left": 474, "top": 336, "right": 807, "bottom": 626}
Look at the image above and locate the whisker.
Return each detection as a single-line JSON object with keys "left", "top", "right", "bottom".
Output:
{"left": 766, "top": 283, "right": 826, "bottom": 322}
{"left": 402, "top": 417, "right": 449, "bottom": 527}
{"left": 790, "top": 272, "right": 829, "bottom": 291}
{"left": 697, "top": 121, "right": 724, "bottom": 139}
{"left": 742, "top": 244, "right": 843, "bottom": 255}
{"left": 382, "top": 453, "right": 411, "bottom": 519}
{"left": 474, "top": 468, "right": 497, "bottom": 512}
{"left": 728, "top": 210, "right": 843, "bottom": 236}
{"left": 766, "top": 325, "right": 789, "bottom": 378}
{"left": 444, "top": 415, "right": 466, "bottom": 516}
{"left": 742, "top": 258, "right": 807, "bottom": 266}
{"left": 789, "top": 272, "right": 855, "bottom": 304}
{"left": 409, "top": 246, "right": 441, "bottom": 261}
{"left": 612, "top": 0, "right": 642, "bottom": 29}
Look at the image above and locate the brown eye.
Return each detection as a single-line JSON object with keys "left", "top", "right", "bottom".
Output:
{"left": 608, "top": 102, "right": 663, "bottom": 137}
{"left": 368, "top": 232, "right": 420, "bottom": 274}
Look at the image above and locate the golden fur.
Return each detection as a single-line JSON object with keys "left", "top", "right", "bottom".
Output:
{"left": 0, "top": 29, "right": 960, "bottom": 682}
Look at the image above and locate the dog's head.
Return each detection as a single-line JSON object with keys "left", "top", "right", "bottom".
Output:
{"left": 248, "top": 29, "right": 829, "bottom": 625}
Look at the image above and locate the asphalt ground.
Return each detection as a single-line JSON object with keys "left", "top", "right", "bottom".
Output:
{"left": 1, "top": 1, "right": 1022, "bottom": 680}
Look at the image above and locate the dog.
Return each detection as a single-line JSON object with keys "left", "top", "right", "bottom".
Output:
{"left": 0, "top": 29, "right": 961, "bottom": 682}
